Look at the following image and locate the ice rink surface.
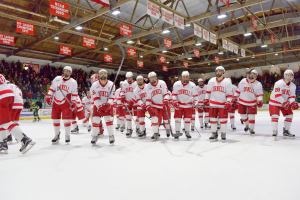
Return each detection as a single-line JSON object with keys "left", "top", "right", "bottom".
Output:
{"left": 1, "top": 111, "right": 300, "bottom": 200}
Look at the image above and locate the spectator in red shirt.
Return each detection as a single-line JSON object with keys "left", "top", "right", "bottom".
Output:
{"left": 27, "top": 90, "right": 33, "bottom": 99}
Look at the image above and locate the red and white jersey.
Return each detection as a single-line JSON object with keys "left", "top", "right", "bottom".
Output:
{"left": 145, "top": 80, "right": 169, "bottom": 109}
{"left": 269, "top": 79, "right": 296, "bottom": 107}
{"left": 196, "top": 85, "right": 207, "bottom": 105}
{"left": 90, "top": 80, "right": 115, "bottom": 108}
{"left": 205, "top": 77, "right": 233, "bottom": 107}
{"left": 82, "top": 96, "right": 92, "bottom": 110}
{"left": 234, "top": 78, "right": 263, "bottom": 106}
{"left": 168, "top": 90, "right": 173, "bottom": 105}
{"left": 7, "top": 83, "right": 23, "bottom": 109}
{"left": 120, "top": 80, "right": 138, "bottom": 104}
{"left": 114, "top": 88, "right": 123, "bottom": 106}
{"left": 133, "top": 84, "right": 147, "bottom": 108}
{"left": 48, "top": 76, "right": 78, "bottom": 105}
{"left": 172, "top": 81, "right": 198, "bottom": 108}
{"left": 0, "top": 84, "right": 14, "bottom": 101}
{"left": 75, "top": 96, "right": 83, "bottom": 111}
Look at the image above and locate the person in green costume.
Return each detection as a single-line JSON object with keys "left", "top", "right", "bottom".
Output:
{"left": 30, "top": 102, "right": 40, "bottom": 122}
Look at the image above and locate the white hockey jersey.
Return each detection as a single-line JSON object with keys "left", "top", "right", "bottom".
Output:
{"left": 172, "top": 81, "right": 198, "bottom": 108}
{"left": 145, "top": 80, "right": 169, "bottom": 109}
{"left": 120, "top": 80, "right": 138, "bottom": 104}
{"left": 205, "top": 77, "right": 233, "bottom": 107}
{"left": 82, "top": 96, "right": 92, "bottom": 110}
{"left": 114, "top": 88, "right": 122, "bottom": 106}
{"left": 75, "top": 96, "right": 83, "bottom": 111}
{"left": 48, "top": 76, "right": 78, "bottom": 105}
{"left": 234, "top": 78, "right": 263, "bottom": 106}
{"left": 0, "top": 84, "right": 14, "bottom": 101}
{"left": 133, "top": 84, "right": 147, "bottom": 108}
{"left": 269, "top": 79, "right": 296, "bottom": 107}
{"left": 7, "top": 83, "right": 23, "bottom": 109}
{"left": 90, "top": 80, "right": 115, "bottom": 108}
{"left": 196, "top": 85, "right": 207, "bottom": 105}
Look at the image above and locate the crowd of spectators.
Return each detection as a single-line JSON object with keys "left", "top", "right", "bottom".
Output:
{"left": 1, "top": 58, "right": 299, "bottom": 107}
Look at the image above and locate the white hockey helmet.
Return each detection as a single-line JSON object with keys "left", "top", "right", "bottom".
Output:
{"left": 198, "top": 78, "right": 203, "bottom": 82}
{"left": 63, "top": 66, "right": 72, "bottom": 74}
{"left": 284, "top": 69, "right": 294, "bottom": 81}
{"left": 215, "top": 66, "right": 225, "bottom": 73}
{"left": 126, "top": 72, "right": 133, "bottom": 78}
{"left": 99, "top": 69, "right": 107, "bottom": 74}
{"left": 0, "top": 74, "right": 7, "bottom": 85}
{"left": 136, "top": 75, "right": 143, "bottom": 80}
{"left": 182, "top": 71, "right": 189, "bottom": 77}
{"left": 148, "top": 71, "right": 157, "bottom": 78}
{"left": 248, "top": 68, "right": 258, "bottom": 80}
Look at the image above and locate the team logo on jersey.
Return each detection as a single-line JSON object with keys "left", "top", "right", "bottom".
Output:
{"left": 198, "top": 90, "right": 206, "bottom": 95}
{"left": 140, "top": 92, "right": 147, "bottom": 99}
{"left": 151, "top": 89, "right": 162, "bottom": 97}
{"left": 282, "top": 89, "right": 290, "bottom": 96}
{"left": 58, "top": 84, "right": 69, "bottom": 93}
{"left": 243, "top": 87, "right": 254, "bottom": 93}
{"left": 99, "top": 91, "right": 109, "bottom": 97}
{"left": 178, "top": 89, "right": 191, "bottom": 96}
{"left": 92, "top": 90, "right": 96, "bottom": 96}
{"left": 125, "top": 87, "right": 133, "bottom": 93}
{"left": 213, "top": 86, "right": 225, "bottom": 93}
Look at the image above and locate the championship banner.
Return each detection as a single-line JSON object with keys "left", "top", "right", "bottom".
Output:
{"left": 174, "top": 14, "right": 184, "bottom": 30}
{"left": 162, "top": 65, "right": 168, "bottom": 72}
{"left": 104, "top": 54, "right": 113, "bottom": 62}
{"left": 183, "top": 61, "right": 188, "bottom": 68}
{"left": 228, "top": 42, "right": 233, "bottom": 52}
{"left": 283, "top": 45, "right": 287, "bottom": 54}
{"left": 194, "top": 24, "right": 202, "bottom": 38}
{"left": 83, "top": 36, "right": 95, "bottom": 48}
{"left": 49, "top": 0, "right": 69, "bottom": 19}
{"left": 128, "top": 47, "right": 136, "bottom": 57}
{"left": 222, "top": 39, "right": 228, "bottom": 50}
{"left": 210, "top": 33, "right": 217, "bottom": 45}
{"left": 120, "top": 23, "right": 132, "bottom": 37}
{"left": 147, "top": 1, "right": 160, "bottom": 19}
{"left": 137, "top": 60, "right": 144, "bottom": 68}
{"left": 60, "top": 45, "right": 71, "bottom": 55}
{"left": 159, "top": 55, "right": 166, "bottom": 63}
{"left": 215, "top": 56, "right": 220, "bottom": 64}
{"left": 203, "top": 29, "right": 210, "bottom": 42}
{"left": 194, "top": 48, "right": 200, "bottom": 58}
{"left": 221, "top": 0, "right": 229, "bottom": 7}
{"left": 241, "top": 48, "right": 246, "bottom": 57}
{"left": 252, "top": 16, "right": 257, "bottom": 31}
{"left": 164, "top": 38, "right": 172, "bottom": 49}
{"left": 161, "top": 8, "right": 173, "bottom": 24}
{"left": 16, "top": 20, "right": 34, "bottom": 36}
{"left": 233, "top": 44, "right": 238, "bottom": 54}
{"left": 0, "top": 33, "right": 14, "bottom": 46}
{"left": 271, "top": 34, "right": 276, "bottom": 45}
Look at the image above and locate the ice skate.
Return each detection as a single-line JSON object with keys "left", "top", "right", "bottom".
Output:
{"left": 200, "top": 125, "right": 204, "bottom": 129}
{"left": 109, "top": 135, "right": 115, "bottom": 145}
{"left": 272, "top": 130, "right": 278, "bottom": 140}
{"left": 136, "top": 128, "right": 140, "bottom": 135}
{"left": 126, "top": 129, "right": 133, "bottom": 138}
{"left": 115, "top": 124, "right": 120, "bottom": 131}
{"left": 185, "top": 131, "right": 191, "bottom": 139}
{"left": 231, "top": 125, "right": 236, "bottom": 130}
{"left": 244, "top": 125, "right": 249, "bottom": 132}
{"left": 151, "top": 133, "right": 160, "bottom": 141}
{"left": 33, "top": 118, "right": 37, "bottom": 123}
{"left": 191, "top": 126, "right": 195, "bottom": 131}
{"left": 138, "top": 130, "right": 146, "bottom": 139}
{"left": 221, "top": 132, "right": 226, "bottom": 142}
{"left": 52, "top": 132, "right": 60, "bottom": 144}
{"left": 120, "top": 125, "right": 125, "bottom": 133}
{"left": 91, "top": 135, "right": 98, "bottom": 144}
{"left": 283, "top": 129, "right": 295, "bottom": 139}
{"left": 209, "top": 132, "right": 218, "bottom": 142}
{"left": 174, "top": 131, "right": 181, "bottom": 140}
{"left": 6, "top": 134, "right": 13, "bottom": 144}
{"left": 71, "top": 125, "right": 79, "bottom": 133}
{"left": 0, "top": 141, "right": 8, "bottom": 154}
{"left": 65, "top": 135, "right": 70, "bottom": 143}
{"left": 250, "top": 129, "right": 255, "bottom": 136}
{"left": 240, "top": 118, "right": 244, "bottom": 124}
{"left": 87, "top": 125, "right": 91, "bottom": 132}
{"left": 166, "top": 129, "right": 170, "bottom": 137}
{"left": 205, "top": 123, "right": 211, "bottom": 129}
{"left": 19, "top": 134, "right": 35, "bottom": 154}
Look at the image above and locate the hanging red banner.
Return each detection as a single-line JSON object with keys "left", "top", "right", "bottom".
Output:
{"left": 271, "top": 34, "right": 276, "bottom": 45}
{"left": 137, "top": 60, "right": 144, "bottom": 68}
{"left": 162, "top": 65, "right": 168, "bottom": 72}
{"left": 159, "top": 55, "right": 166, "bottom": 63}
{"left": 16, "top": 21, "right": 34, "bottom": 36}
{"left": 104, "top": 54, "right": 113, "bottom": 62}
{"left": 49, "top": 0, "right": 69, "bottom": 19}
{"left": 215, "top": 56, "right": 220, "bottom": 64}
{"left": 120, "top": 23, "right": 132, "bottom": 37}
{"left": 0, "top": 33, "right": 14, "bottom": 46}
{"left": 283, "top": 45, "right": 287, "bottom": 54}
{"left": 194, "top": 49, "right": 200, "bottom": 58}
{"left": 221, "top": 0, "right": 229, "bottom": 7}
{"left": 252, "top": 16, "right": 257, "bottom": 31}
{"left": 60, "top": 45, "right": 71, "bottom": 55}
{"left": 128, "top": 47, "right": 136, "bottom": 57}
{"left": 164, "top": 38, "right": 172, "bottom": 49}
{"left": 83, "top": 36, "right": 95, "bottom": 48}
{"left": 183, "top": 62, "right": 188, "bottom": 68}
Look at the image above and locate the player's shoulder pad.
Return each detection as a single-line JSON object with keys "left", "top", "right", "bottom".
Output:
{"left": 174, "top": 80, "right": 181, "bottom": 87}
{"left": 189, "top": 81, "right": 196, "bottom": 87}
{"left": 54, "top": 76, "right": 62, "bottom": 82}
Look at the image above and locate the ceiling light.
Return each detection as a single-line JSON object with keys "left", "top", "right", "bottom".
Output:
{"left": 252, "top": 55, "right": 255, "bottom": 58}
{"left": 244, "top": 32, "right": 252, "bottom": 36}
{"left": 112, "top": 8, "right": 120, "bottom": 15}
{"left": 167, "top": 61, "right": 169, "bottom": 64}
{"left": 139, "top": 55, "right": 143, "bottom": 58}
{"left": 104, "top": 47, "right": 108, "bottom": 51}
{"left": 195, "top": 43, "right": 202, "bottom": 46}
{"left": 127, "top": 40, "right": 134, "bottom": 44}
{"left": 236, "top": 58, "right": 240, "bottom": 61}
{"left": 218, "top": 51, "right": 224, "bottom": 55}
{"left": 261, "top": 44, "right": 268, "bottom": 48}
{"left": 75, "top": 26, "right": 83, "bottom": 30}
{"left": 275, "top": 53, "right": 278, "bottom": 56}
{"left": 208, "top": 63, "right": 210, "bottom": 65}
{"left": 187, "top": 57, "right": 192, "bottom": 60}
{"left": 201, "top": 73, "right": 205, "bottom": 75}
{"left": 247, "top": 68, "right": 249, "bottom": 70}
{"left": 54, "top": 36, "right": 59, "bottom": 40}
{"left": 162, "top": 50, "right": 167, "bottom": 53}
{"left": 217, "top": 13, "right": 227, "bottom": 19}
{"left": 185, "top": 23, "right": 191, "bottom": 27}
{"left": 162, "top": 29, "right": 170, "bottom": 34}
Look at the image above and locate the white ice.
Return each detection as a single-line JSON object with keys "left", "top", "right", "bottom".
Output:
{"left": 1, "top": 111, "right": 300, "bottom": 200}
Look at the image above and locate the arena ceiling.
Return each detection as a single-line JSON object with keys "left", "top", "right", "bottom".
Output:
{"left": 0, "top": 0, "right": 299, "bottom": 75}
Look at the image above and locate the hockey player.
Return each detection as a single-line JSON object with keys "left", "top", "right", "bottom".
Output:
{"left": 228, "top": 84, "right": 238, "bottom": 130}
{"left": 145, "top": 72, "right": 170, "bottom": 140}
{"left": 172, "top": 71, "right": 198, "bottom": 139}
{"left": 269, "top": 69, "right": 298, "bottom": 139}
{"left": 45, "top": 66, "right": 78, "bottom": 144}
{"left": 196, "top": 78, "right": 210, "bottom": 129}
{"left": 114, "top": 81, "right": 125, "bottom": 132}
{"left": 0, "top": 74, "right": 35, "bottom": 154}
{"left": 133, "top": 76, "right": 147, "bottom": 138}
{"left": 204, "top": 66, "right": 233, "bottom": 142}
{"left": 233, "top": 69, "right": 263, "bottom": 135}
{"left": 82, "top": 91, "right": 92, "bottom": 131}
{"left": 90, "top": 69, "right": 115, "bottom": 145}
{"left": 120, "top": 72, "right": 138, "bottom": 137}
{"left": 70, "top": 96, "right": 85, "bottom": 133}
{"left": 30, "top": 101, "right": 40, "bottom": 122}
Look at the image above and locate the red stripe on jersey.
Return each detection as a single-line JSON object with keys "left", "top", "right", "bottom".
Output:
{"left": 239, "top": 98, "right": 257, "bottom": 104}
{"left": 0, "top": 89, "right": 14, "bottom": 96}
{"left": 13, "top": 103, "right": 23, "bottom": 107}
{"left": 269, "top": 99, "right": 281, "bottom": 105}
{"left": 49, "top": 88, "right": 55, "bottom": 92}
{"left": 236, "top": 90, "right": 240, "bottom": 94}
{"left": 93, "top": 97, "right": 100, "bottom": 101}
{"left": 209, "top": 100, "right": 225, "bottom": 105}
{"left": 275, "top": 94, "right": 282, "bottom": 98}
{"left": 206, "top": 91, "right": 211, "bottom": 94}
{"left": 288, "top": 96, "right": 296, "bottom": 99}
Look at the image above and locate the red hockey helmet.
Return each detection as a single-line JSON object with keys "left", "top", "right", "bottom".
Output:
{"left": 0, "top": 74, "right": 6, "bottom": 85}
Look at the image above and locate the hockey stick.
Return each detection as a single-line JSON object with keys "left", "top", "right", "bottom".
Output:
{"left": 194, "top": 105, "right": 226, "bottom": 109}
{"left": 190, "top": 120, "right": 201, "bottom": 138}
{"left": 106, "top": 42, "right": 125, "bottom": 105}
{"left": 124, "top": 104, "right": 138, "bottom": 127}
{"left": 164, "top": 106, "right": 182, "bottom": 138}
{"left": 125, "top": 108, "right": 144, "bottom": 112}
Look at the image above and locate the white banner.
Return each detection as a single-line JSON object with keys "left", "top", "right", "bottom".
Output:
{"left": 194, "top": 24, "right": 202, "bottom": 38}
{"left": 210, "top": 33, "right": 217, "bottom": 45}
{"left": 241, "top": 48, "right": 246, "bottom": 57}
{"left": 174, "top": 14, "right": 184, "bottom": 30}
{"left": 228, "top": 42, "right": 233, "bottom": 52}
{"left": 222, "top": 39, "right": 228, "bottom": 50}
{"left": 147, "top": 1, "right": 160, "bottom": 19}
{"left": 233, "top": 44, "right": 239, "bottom": 54}
{"left": 161, "top": 8, "right": 173, "bottom": 24}
{"left": 203, "top": 29, "right": 210, "bottom": 42}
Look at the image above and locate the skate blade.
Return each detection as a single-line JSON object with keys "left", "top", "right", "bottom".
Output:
{"left": 98, "top": 134, "right": 104, "bottom": 138}
{"left": 52, "top": 140, "right": 60, "bottom": 145}
{"left": 210, "top": 139, "right": 218, "bottom": 142}
{"left": 21, "top": 142, "right": 36, "bottom": 154}
{"left": 283, "top": 136, "right": 295, "bottom": 139}
{"left": 0, "top": 150, "right": 8, "bottom": 154}
{"left": 222, "top": 140, "right": 226, "bottom": 143}
{"left": 273, "top": 136, "right": 277, "bottom": 141}
{"left": 198, "top": 135, "right": 201, "bottom": 138}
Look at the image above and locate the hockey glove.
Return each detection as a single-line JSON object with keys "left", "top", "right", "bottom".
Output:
{"left": 103, "top": 103, "right": 111, "bottom": 112}
{"left": 282, "top": 101, "right": 291, "bottom": 110}
{"left": 71, "top": 101, "right": 77, "bottom": 112}
{"left": 224, "top": 101, "right": 231, "bottom": 110}
{"left": 173, "top": 100, "right": 179, "bottom": 108}
{"left": 44, "top": 94, "right": 52, "bottom": 106}
{"left": 163, "top": 99, "right": 169, "bottom": 107}
{"left": 203, "top": 99, "right": 209, "bottom": 106}
{"left": 141, "top": 103, "right": 147, "bottom": 110}
{"left": 121, "top": 96, "right": 126, "bottom": 104}
{"left": 291, "top": 101, "right": 298, "bottom": 110}
{"left": 257, "top": 100, "right": 263, "bottom": 108}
